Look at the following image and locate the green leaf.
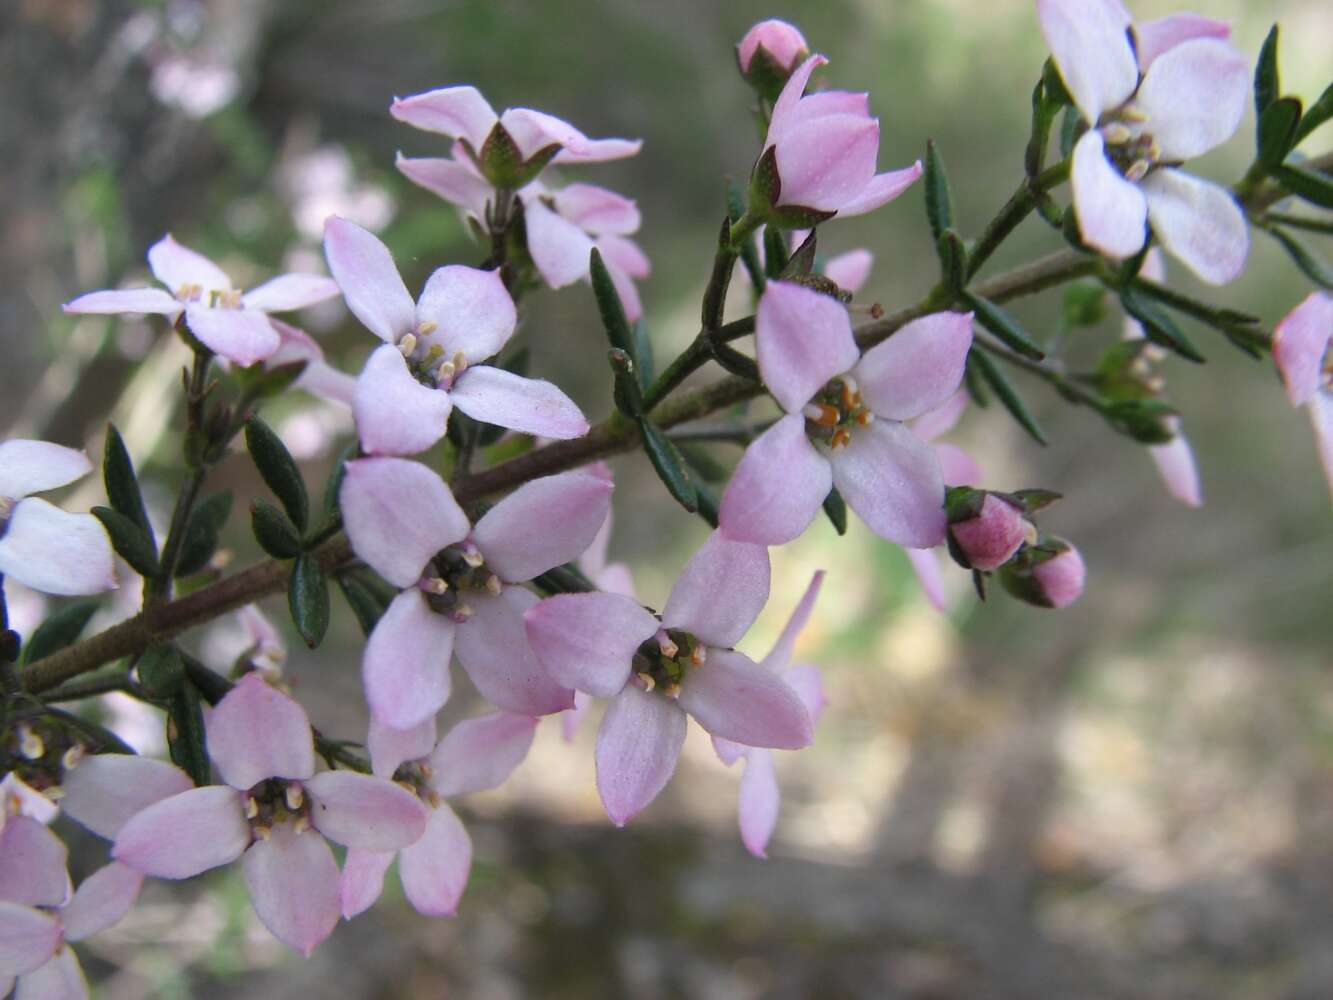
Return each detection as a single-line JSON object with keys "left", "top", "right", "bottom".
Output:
{"left": 250, "top": 498, "right": 302, "bottom": 559}
{"left": 91, "top": 506, "right": 160, "bottom": 577}
{"left": 968, "top": 350, "right": 1049, "bottom": 446}
{"left": 137, "top": 643, "right": 186, "bottom": 700}
{"left": 1119, "top": 288, "right": 1206, "bottom": 363}
{"left": 822, "top": 487, "right": 848, "bottom": 536}
{"left": 963, "top": 358, "right": 991, "bottom": 408}
{"left": 1268, "top": 227, "right": 1333, "bottom": 289}
{"left": 1254, "top": 25, "right": 1280, "bottom": 118}
{"left": 289, "top": 555, "right": 330, "bottom": 649}
{"left": 19, "top": 600, "right": 100, "bottom": 666}
{"left": 1103, "top": 399, "right": 1178, "bottom": 444}
{"left": 923, "top": 140, "right": 953, "bottom": 242}
{"left": 103, "top": 424, "right": 154, "bottom": 543}
{"left": 638, "top": 419, "right": 698, "bottom": 513}
{"left": 609, "top": 349, "right": 644, "bottom": 418}
{"left": 590, "top": 247, "right": 635, "bottom": 356}
{"left": 962, "top": 293, "right": 1046, "bottom": 361}
{"left": 1294, "top": 82, "right": 1333, "bottom": 145}
{"left": 1058, "top": 107, "right": 1080, "bottom": 160}
{"left": 1062, "top": 282, "right": 1106, "bottom": 327}
{"left": 1007, "top": 488, "right": 1063, "bottom": 514}
{"left": 174, "top": 491, "right": 233, "bottom": 578}
{"left": 245, "top": 419, "right": 309, "bottom": 532}
{"left": 321, "top": 441, "right": 357, "bottom": 522}
{"left": 233, "top": 360, "right": 308, "bottom": 402}
{"left": 167, "top": 680, "right": 210, "bottom": 786}
{"left": 762, "top": 225, "right": 790, "bottom": 279}
{"left": 335, "top": 572, "right": 393, "bottom": 638}
{"left": 531, "top": 563, "right": 599, "bottom": 595}
{"left": 937, "top": 229, "right": 966, "bottom": 295}
{"left": 632, "top": 322, "right": 656, "bottom": 391}
{"left": 1275, "top": 164, "right": 1333, "bottom": 209}
{"left": 1256, "top": 96, "right": 1303, "bottom": 171}
{"left": 692, "top": 478, "right": 720, "bottom": 529}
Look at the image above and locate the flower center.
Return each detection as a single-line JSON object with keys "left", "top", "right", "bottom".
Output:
{"left": 803, "top": 374, "right": 874, "bottom": 451}
{"left": 242, "top": 777, "right": 312, "bottom": 838}
{"left": 1097, "top": 107, "right": 1161, "bottom": 183}
{"left": 398, "top": 323, "right": 468, "bottom": 389}
{"left": 175, "top": 284, "right": 243, "bottom": 308}
{"left": 391, "top": 758, "right": 442, "bottom": 808}
{"left": 0, "top": 495, "right": 13, "bottom": 537}
{"left": 631, "top": 628, "right": 707, "bottom": 698}
{"left": 419, "top": 541, "right": 501, "bottom": 623}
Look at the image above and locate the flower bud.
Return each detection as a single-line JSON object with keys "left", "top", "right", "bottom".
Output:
{"left": 736, "top": 20, "right": 810, "bottom": 101}
{"left": 999, "top": 538, "right": 1085, "bottom": 609}
{"left": 946, "top": 492, "right": 1027, "bottom": 571}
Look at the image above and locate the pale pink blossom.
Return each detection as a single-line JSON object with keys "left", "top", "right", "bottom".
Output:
{"left": 323, "top": 218, "right": 588, "bottom": 455}
{"left": 63, "top": 235, "right": 341, "bottom": 366}
{"left": 1272, "top": 292, "right": 1333, "bottom": 500}
{"left": 1037, "top": 0, "right": 1249, "bottom": 283}
{"left": 112, "top": 674, "right": 427, "bottom": 955}
{"left": 718, "top": 282, "right": 973, "bottom": 548}
{"left": 0, "top": 440, "right": 116, "bottom": 598}
{"left": 1000, "top": 539, "right": 1087, "bottom": 608}
{"left": 948, "top": 494, "right": 1028, "bottom": 571}
{"left": 266, "top": 320, "right": 357, "bottom": 408}
{"left": 737, "top": 19, "right": 809, "bottom": 76}
{"left": 525, "top": 531, "right": 813, "bottom": 826}
{"left": 340, "top": 711, "right": 537, "bottom": 919}
{"left": 340, "top": 460, "right": 612, "bottom": 727}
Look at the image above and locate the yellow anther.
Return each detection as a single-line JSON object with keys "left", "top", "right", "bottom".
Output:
{"left": 422, "top": 577, "right": 450, "bottom": 595}
{"left": 1124, "top": 159, "right": 1151, "bottom": 183}
{"left": 830, "top": 427, "right": 852, "bottom": 450}
{"left": 61, "top": 746, "right": 85, "bottom": 770}
{"left": 804, "top": 403, "right": 840, "bottom": 427}
{"left": 452, "top": 350, "right": 469, "bottom": 374}
{"left": 1120, "top": 105, "right": 1149, "bottom": 123}
{"left": 398, "top": 333, "right": 419, "bottom": 358}
{"left": 485, "top": 574, "right": 503, "bottom": 596}
{"left": 1100, "top": 123, "right": 1134, "bottom": 145}
{"left": 462, "top": 545, "right": 484, "bottom": 568}
{"left": 244, "top": 796, "right": 260, "bottom": 819}
{"left": 855, "top": 410, "right": 874, "bottom": 427}
{"left": 690, "top": 645, "right": 706, "bottom": 667}
{"left": 292, "top": 816, "right": 310, "bottom": 835}
{"left": 657, "top": 634, "right": 679, "bottom": 659}
{"left": 43, "top": 786, "right": 64, "bottom": 802}
{"left": 285, "top": 784, "right": 304, "bottom": 811}
{"left": 18, "top": 725, "right": 44, "bottom": 761}
{"left": 662, "top": 682, "right": 682, "bottom": 699}
{"left": 437, "top": 361, "right": 457, "bottom": 384}
{"left": 455, "top": 603, "right": 474, "bottom": 620}
{"left": 417, "top": 321, "right": 439, "bottom": 336}
{"left": 638, "top": 672, "right": 657, "bottom": 693}
{"left": 254, "top": 824, "right": 272, "bottom": 841}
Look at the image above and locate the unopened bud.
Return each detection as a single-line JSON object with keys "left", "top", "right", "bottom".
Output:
{"left": 999, "top": 538, "right": 1086, "bottom": 609}
{"left": 737, "top": 19, "right": 810, "bottom": 101}
{"left": 947, "top": 492, "right": 1027, "bottom": 571}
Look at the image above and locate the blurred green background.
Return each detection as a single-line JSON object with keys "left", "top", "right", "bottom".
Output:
{"left": 2, "top": 0, "right": 1332, "bottom": 996}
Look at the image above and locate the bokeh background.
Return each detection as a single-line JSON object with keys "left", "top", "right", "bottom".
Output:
{"left": 3, "top": 0, "right": 1332, "bottom": 996}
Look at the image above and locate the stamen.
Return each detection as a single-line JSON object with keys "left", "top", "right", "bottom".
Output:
{"left": 656, "top": 631, "right": 679, "bottom": 659}
{"left": 1120, "top": 105, "right": 1149, "bottom": 123}
{"left": 285, "top": 783, "right": 304, "bottom": 811}
{"left": 453, "top": 604, "right": 474, "bottom": 623}
{"left": 1124, "top": 159, "right": 1150, "bottom": 183}
{"left": 461, "top": 544, "right": 484, "bottom": 568}
{"left": 637, "top": 672, "right": 657, "bottom": 693}
{"left": 18, "top": 725, "right": 44, "bottom": 760}
{"left": 803, "top": 403, "right": 840, "bottom": 426}
{"left": 254, "top": 824, "right": 272, "bottom": 840}
{"left": 662, "top": 682, "right": 681, "bottom": 699}
{"left": 690, "top": 645, "right": 706, "bottom": 667}
{"left": 485, "top": 574, "right": 503, "bottom": 596}
{"left": 398, "top": 332, "right": 419, "bottom": 358}
{"left": 43, "top": 786, "right": 64, "bottom": 802}
{"left": 436, "top": 360, "right": 457, "bottom": 385}
{"left": 1100, "top": 123, "right": 1134, "bottom": 145}
{"left": 830, "top": 427, "right": 852, "bottom": 450}
{"left": 417, "top": 320, "right": 439, "bottom": 336}
{"left": 61, "top": 746, "right": 85, "bottom": 770}
{"left": 244, "top": 796, "right": 260, "bottom": 819}
{"left": 292, "top": 816, "right": 311, "bottom": 835}
{"left": 420, "top": 576, "right": 450, "bottom": 595}
{"left": 452, "top": 350, "right": 469, "bottom": 375}
{"left": 855, "top": 410, "right": 874, "bottom": 427}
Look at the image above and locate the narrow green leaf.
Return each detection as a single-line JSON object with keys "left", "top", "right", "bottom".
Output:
{"left": 91, "top": 506, "right": 160, "bottom": 577}
{"left": 1103, "top": 399, "right": 1178, "bottom": 444}
{"left": 822, "top": 487, "right": 848, "bottom": 536}
{"left": 1275, "top": 164, "right": 1333, "bottom": 209}
{"left": 1062, "top": 282, "right": 1106, "bottom": 328}
{"left": 937, "top": 229, "right": 966, "bottom": 295}
{"left": 19, "top": 600, "right": 100, "bottom": 666}
{"left": 923, "top": 140, "right": 953, "bottom": 242}
{"left": 335, "top": 573, "right": 392, "bottom": 638}
{"left": 42, "top": 706, "right": 135, "bottom": 755}
{"left": 289, "top": 555, "right": 330, "bottom": 649}
{"left": 609, "top": 349, "right": 644, "bottom": 418}
{"left": 103, "top": 424, "right": 154, "bottom": 543}
{"left": 245, "top": 419, "right": 309, "bottom": 532}
{"left": 692, "top": 479, "right": 720, "bottom": 529}
{"left": 763, "top": 225, "right": 790, "bottom": 279}
{"left": 167, "top": 681, "right": 210, "bottom": 786}
{"left": 1058, "top": 107, "right": 1080, "bottom": 160}
{"left": 632, "top": 322, "right": 656, "bottom": 391}
{"left": 968, "top": 349, "right": 1049, "bottom": 446}
{"left": 1294, "top": 82, "right": 1333, "bottom": 145}
{"left": 963, "top": 357, "right": 991, "bottom": 407}
{"left": 531, "top": 563, "right": 599, "bottom": 595}
{"left": 137, "top": 643, "right": 186, "bottom": 700}
{"left": 1268, "top": 227, "right": 1333, "bottom": 289}
{"left": 1257, "top": 96, "right": 1302, "bottom": 171}
{"left": 250, "top": 498, "right": 302, "bottom": 559}
{"left": 675, "top": 443, "right": 730, "bottom": 483}
{"left": 1254, "top": 25, "right": 1280, "bottom": 118}
{"left": 590, "top": 247, "right": 635, "bottom": 356}
{"left": 322, "top": 441, "right": 357, "bottom": 522}
{"left": 962, "top": 293, "right": 1046, "bottom": 361}
{"left": 1119, "top": 288, "right": 1206, "bottom": 363}
{"left": 174, "top": 491, "right": 233, "bottom": 578}
{"left": 638, "top": 419, "right": 698, "bottom": 513}
{"left": 233, "top": 360, "right": 308, "bottom": 402}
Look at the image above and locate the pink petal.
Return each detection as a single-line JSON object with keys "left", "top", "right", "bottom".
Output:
{"left": 338, "top": 849, "right": 394, "bottom": 919}
{"left": 471, "top": 471, "right": 611, "bottom": 583}
{"left": 595, "top": 684, "right": 687, "bottom": 826}
{"left": 1142, "top": 168, "right": 1248, "bottom": 286}
{"left": 560, "top": 690, "right": 593, "bottom": 743}
{"left": 305, "top": 771, "right": 428, "bottom": 851}
{"left": 1071, "top": 131, "right": 1148, "bottom": 261}
{"left": 500, "top": 108, "right": 641, "bottom": 163}
{"left": 756, "top": 281, "right": 860, "bottom": 414}
{"left": 207, "top": 673, "right": 315, "bottom": 789}
{"left": 416, "top": 265, "right": 517, "bottom": 364}
{"left": 855, "top": 311, "right": 973, "bottom": 421}
{"left": 353, "top": 344, "right": 453, "bottom": 456}
{"left": 0, "top": 440, "right": 91, "bottom": 499}
{"left": 1134, "top": 13, "right": 1230, "bottom": 71}
{"left": 62, "top": 287, "right": 181, "bottom": 315}
{"left": 0, "top": 500, "right": 117, "bottom": 596}
{"left": 934, "top": 443, "right": 982, "bottom": 487}
{"left": 1035, "top": 0, "right": 1137, "bottom": 121}
{"left": 363, "top": 590, "right": 456, "bottom": 730}
{"left": 554, "top": 183, "right": 641, "bottom": 235}
{"left": 662, "top": 530, "right": 771, "bottom": 648}
{"left": 450, "top": 366, "right": 589, "bottom": 441}
{"left": 147, "top": 234, "right": 231, "bottom": 293}
{"left": 1137, "top": 39, "right": 1248, "bottom": 160}
{"left": 14, "top": 948, "right": 86, "bottom": 1000}
{"left": 60, "top": 754, "right": 193, "bottom": 840}
{"left": 0, "top": 818, "right": 66, "bottom": 908}
{"left": 398, "top": 803, "right": 472, "bottom": 917}
{"left": 1272, "top": 292, "right": 1333, "bottom": 406}
{"left": 768, "top": 55, "right": 826, "bottom": 143}
{"left": 712, "top": 735, "right": 747, "bottom": 767}
{"left": 524, "top": 592, "right": 656, "bottom": 697}
{"left": 578, "top": 487, "right": 613, "bottom": 579}
{"left": 737, "top": 19, "right": 808, "bottom": 73}
{"left": 340, "top": 457, "right": 470, "bottom": 588}
{"left": 760, "top": 570, "right": 824, "bottom": 673}
{"left": 242, "top": 273, "right": 340, "bottom": 313}
{"left": 596, "top": 233, "right": 651, "bottom": 279}
{"left": 738, "top": 748, "right": 780, "bottom": 858}
{"left": 322, "top": 217, "right": 416, "bottom": 343}
{"left": 1309, "top": 391, "right": 1333, "bottom": 503}
{"left": 834, "top": 162, "right": 925, "bottom": 218}
{"left": 594, "top": 252, "right": 644, "bottom": 323}
{"left": 911, "top": 389, "right": 970, "bottom": 442}
{"left": 782, "top": 90, "right": 871, "bottom": 129}
{"left": 429, "top": 712, "right": 539, "bottom": 796}
{"left": 949, "top": 494, "right": 1027, "bottom": 570}
{"left": 455, "top": 589, "right": 574, "bottom": 716}
{"left": 183, "top": 306, "right": 281, "bottom": 367}
{"left": 905, "top": 546, "right": 948, "bottom": 611}
{"left": 786, "top": 663, "right": 828, "bottom": 725}
{"left": 113, "top": 786, "right": 249, "bottom": 879}
{"left": 367, "top": 717, "right": 437, "bottom": 779}
{"left": 0, "top": 904, "right": 61, "bottom": 977}
{"left": 0, "top": 774, "right": 57, "bottom": 826}
{"left": 597, "top": 562, "right": 637, "bottom": 599}
{"left": 773, "top": 115, "right": 879, "bottom": 212}
{"left": 1149, "top": 422, "right": 1203, "bottom": 507}
{"left": 822, "top": 249, "right": 874, "bottom": 294}
{"left": 395, "top": 154, "right": 492, "bottom": 219}
{"left": 1032, "top": 547, "right": 1087, "bottom": 608}
{"left": 241, "top": 824, "right": 340, "bottom": 956}
{"left": 829, "top": 419, "right": 946, "bottom": 548}
{"left": 390, "top": 85, "right": 498, "bottom": 148}
{"left": 678, "top": 649, "right": 812, "bottom": 749}
{"left": 61, "top": 863, "right": 142, "bottom": 943}
{"left": 525, "top": 200, "right": 596, "bottom": 288}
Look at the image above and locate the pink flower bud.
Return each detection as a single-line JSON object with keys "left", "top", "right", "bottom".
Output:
{"left": 737, "top": 19, "right": 809, "bottom": 76}
{"left": 1032, "top": 546, "right": 1086, "bottom": 608}
{"left": 947, "top": 494, "right": 1026, "bottom": 571}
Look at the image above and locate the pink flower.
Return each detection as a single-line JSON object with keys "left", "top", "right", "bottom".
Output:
{"left": 754, "top": 56, "right": 922, "bottom": 223}
{"left": 340, "top": 459, "right": 612, "bottom": 727}
{"left": 266, "top": 319, "right": 357, "bottom": 408}
{"left": 323, "top": 217, "right": 589, "bottom": 455}
{"left": 947, "top": 493, "right": 1028, "bottom": 571}
{"left": 112, "top": 674, "right": 427, "bottom": 955}
{"left": 999, "top": 538, "right": 1087, "bottom": 609}
{"left": 1272, "top": 292, "right": 1333, "bottom": 500}
{"left": 0, "top": 817, "right": 143, "bottom": 1000}
{"left": 63, "top": 235, "right": 341, "bottom": 366}
{"left": 524, "top": 530, "right": 813, "bottom": 827}
{"left": 712, "top": 571, "right": 828, "bottom": 858}
{"left": 737, "top": 19, "right": 810, "bottom": 76}
{"left": 0, "top": 439, "right": 117, "bottom": 597}
{"left": 1037, "top": 0, "right": 1249, "bottom": 284}
{"left": 717, "top": 282, "right": 974, "bottom": 548}
{"left": 340, "top": 711, "right": 537, "bottom": 920}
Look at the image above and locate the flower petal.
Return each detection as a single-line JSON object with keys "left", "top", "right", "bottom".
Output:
{"left": 524, "top": 592, "right": 655, "bottom": 697}
{"left": 561, "top": 690, "right": 594, "bottom": 743}
{"left": 62, "top": 287, "right": 181, "bottom": 316}
{"left": 525, "top": 200, "right": 596, "bottom": 289}
{"left": 454, "top": 589, "right": 575, "bottom": 716}
{"left": 450, "top": 366, "right": 589, "bottom": 441}
{"left": 1137, "top": 38, "right": 1248, "bottom": 160}
{"left": 0, "top": 904, "right": 61, "bottom": 977}
{"left": 184, "top": 306, "right": 281, "bottom": 367}
{"left": 756, "top": 280, "right": 860, "bottom": 414}
{"left": 113, "top": 786, "right": 249, "bottom": 879}
{"left": 834, "top": 162, "right": 924, "bottom": 218}
{"left": 1149, "top": 420, "right": 1203, "bottom": 507}
{"left": 60, "top": 754, "right": 193, "bottom": 840}
{"left": 241, "top": 824, "right": 340, "bottom": 956}
{"left": 1309, "top": 391, "right": 1333, "bottom": 503}
{"left": 595, "top": 684, "right": 687, "bottom": 826}
{"left": 1142, "top": 168, "right": 1248, "bottom": 286}
{"left": 0, "top": 500, "right": 117, "bottom": 597}
{"left": 933, "top": 442, "right": 982, "bottom": 487}
{"left": 322, "top": 217, "right": 416, "bottom": 343}
{"left": 14, "top": 948, "right": 86, "bottom": 1000}
{"left": 855, "top": 311, "right": 973, "bottom": 421}
{"left": 429, "top": 712, "right": 538, "bottom": 796}
{"left": 396, "top": 154, "right": 492, "bottom": 219}
{"left": 678, "top": 649, "right": 812, "bottom": 749}
{"left": 760, "top": 570, "right": 824, "bottom": 673}
{"left": 738, "top": 748, "right": 780, "bottom": 858}
{"left": 822, "top": 249, "right": 874, "bottom": 294}
{"left": 911, "top": 390, "right": 969, "bottom": 442}
{"left": 363, "top": 590, "right": 456, "bottom": 731}
{"left": 553, "top": 183, "right": 641, "bottom": 235}
{"left": 768, "top": 55, "right": 826, "bottom": 144}
{"left": 366, "top": 717, "right": 437, "bottom": 779}
{"left": 773, "top": 115, "right": 879, "bottom": 212}
{"left": 596, "top": 233, "right": 651, "bottom": 279}
{"left": 340, "top": 457, "right": 470, "bottom": 588}
{"left": 829, "top": 419, "right": 946, "bottom": 548}
{"left": 305, "top": 771, "right": 428, "bottom": 851}
{"left": 242, "top": 274, "right": 340, "bottom": 313}
{"left": 905, "top": 546, "right": 948, "bottom": 611}
{"left": 147, "top": 234, "right": 231, "bottom": 293}
{"left": 1133, "top": 13, "right": 1230, "bottom": 71}
{"left": 1036, "top": 0, "right": 1137, "bottom": 122}
{"left": 338, "top": 849, "right": 394, "bottom": 919}
{"left": 398, "top": 803, "right": 472, "bottom": 917}
{"left": 61, "top": 863, "right": 142, "bottom": 943}
{"left": 662, "top": 530, "right": 771, "bottom": 648}
{"left": 1272, "top": 292, "right": 1333, "bottom": 406}
{"left": 207, "top": 673, "right": 315, "bottom": 789}
{"left": 353, "top": 344, "right": 453, "bottom": 456}
{"left": 500, "top": 108, "right": 641, "bottom": 163}
{"left": 717, "top": 415, "right": 831, "bottom": 546}
{"left": 786, "top": 663, "right": 828, "bottom": 725}
{"left": 0, "top": 441, "right": 91, "bottom": 499}
{"left": 1071, "top": 131, "right": 1148, "bottom": 261}
{"left": 471, "top": 471, "right": 611, "bottom": 583}
{"left": 0, "top": 818, "right": 67, "bottom": 908}
{"left": 415, "top": 265, "right": 517, "bottom": 364}
{"left": 390, "top": 86, "right": 498, "bottom": 148}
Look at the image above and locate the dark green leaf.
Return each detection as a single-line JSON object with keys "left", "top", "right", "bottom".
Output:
{"left": 136, "top": 643, "right": 186, "bottom": 700}
{"left": 167, "top": 680, "right": 210, "bottom": 786}
{"left": 1276, "top": 164, "right": 1333, "bottom": 209}
{"left": 233, "top": 360, "right": 308, "bottom": 402}
{"left": 174, "top": 491, "right": 233, "bottom": 578}
{"left": 1257, "top": 96, "right": 1302, "bottom": 171}
{"left": 962, "top": 293, "right": 1046, "bottom": 361}
{"left": 609, "top": 349, "right": 644, "bottom": 418}
{"left": 822, "top": 487, "right": 848, "bottom": 536}
{"left": 763, "top": 225, "right": 791, "bottom": 280}
{"left": 1294, "top": 82, "right": 1333, "bottom": 145}
{"left": 91, "top": 506, "right": 160, "bottom": 577}
{"left": 590, "top": 247, "right": 635, "bottom": 356}
{"left": 336, "top": 572, "right": 394, "bottom": 638}
{"left": 923, "top": 140, "right": 953, "bottom": 242}
{"left": 250, "top": 498, "right": 302, "bottom": 559}
{"left": 1119, "top": 288, "right": 1206, "bottom": 363}
{"left": 692, "top": 478, "right": 720, "bottom": 529}
{"left": 632, "top": 322, "right": 656, "bottom": 391}
{"left": 963, "top": 357, "right": 991, "bottom": 407}
{"left": 531, "top": 563, "right": 599, "bottom": 595}
{"left": 638, "top": 419, "right": 698, "bottom": 513}
{"left": 245, "top": 419, "right": 309, "bottom": 532}
{"left": 103, "top": 424, "right": 154, "bottom": 543}
{"left": 19, "top": 600, "right": 100, "bottom": 666}
{"left": 1268, "top": 227, "right": 1333, "bottom": 289}
{"left": 1058, "top": 107, "right": 1081, "bottom": 160}
{"left": 675, "top": 443, "right": 730, "bottom": 483}
{"left": 1254, "top": 25, "right": 1280, "bottom": 117}
{"left": 1103, "top": 399, "right": 1178, "bottom": 444}
{"left": 968, "top": 349, "right": 1049, "bottom": 445}
{"left": 937, "top": 229, "right": 966, "bottom": 294}
{"left": 1007, "top": 488, "right": 1063, "bottom": 514}
{"left": 322, "top": 441, "right": 357, "bottom": 522}
{"left": 42, "top": 706, "right": 135, "bottom": 756}
{"left": 289, "top": 555, "right": 330, "bottom": 649}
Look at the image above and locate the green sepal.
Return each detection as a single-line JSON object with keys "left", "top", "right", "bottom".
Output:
{"left": 923, "top": 140, "right": 953, "bottom": 242}
{"left": 1004, "top": 488, "right": 1062, "bottom": 515}
{"left": 821, "top": 486, "right": 848, "bottom": 536}
{"left": 1040, "top": 57, "right": 1071, "bottom": 108}
{"left": 740, "top": 43, "right": 810, "bottom": 104}
{"left": 1058, "top": 107, "right": 1081, "bottom": 160}
{"left": 638, "top": 419, "right": 697, "bottom": 513}
{"left": 91, "top": 506, "right": 160, "bottom": 578}
{"left": 137, "top": 643, "right": 186, "bottom": 700}
{"left": 289, "top": 554, "right": 330, "bottom": 649}
{"left": 1254, "top": 25, "right": 1280, "bottom": 118}
{"left": 748, "top": 144, "right": 782, "bottom": 213}
{"left": 1275, "top": 163, "right": 1333, "bottom": 209}
{"left": 764, "top": 225, "right": 792, "bottom": 279}
{"left": 245, "top": 418, "right": 309, "bottom": 532}
{"left": 166, "top": 680, "right": 211, "bottom": 786}
{"left": 174, "top": 491, "right": 233, "bottom": 578}
{"left": 103, "top": 424, "right": 155, "bottom": 544}
{"left": 1119, "top": 288, "right": 1206, "bottom": 363}
{"left": 19, "top": 600, "right": 100, "bottom": 667}
{"left": 944, "top": 485, "right": 986, "bottom": 524}
{"left": 1102, "top": 398, "right": 1178, "bottom": 444}
{"left": 590, "top": 247, "right": 636, "bottom": 356}
{"left": 967, "top": 350, "right": 1049, "bottom": 446}
{"left": 963, "top": 292, "right": 1046, "bottom": 361}
{"left": 1256, "top": 97, "right": 1303, "bottom": 172}
{"left": 779, "top": 228, "right": 816, "bottom": 280}
{"left": 477, "top": 122, "right": 560, "bottom": 189}
{"left": 767, "top": 203, "right": 837, "bottom": 230}
{"left": 250, "top": 498, "right": 302, "bottom": 559}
